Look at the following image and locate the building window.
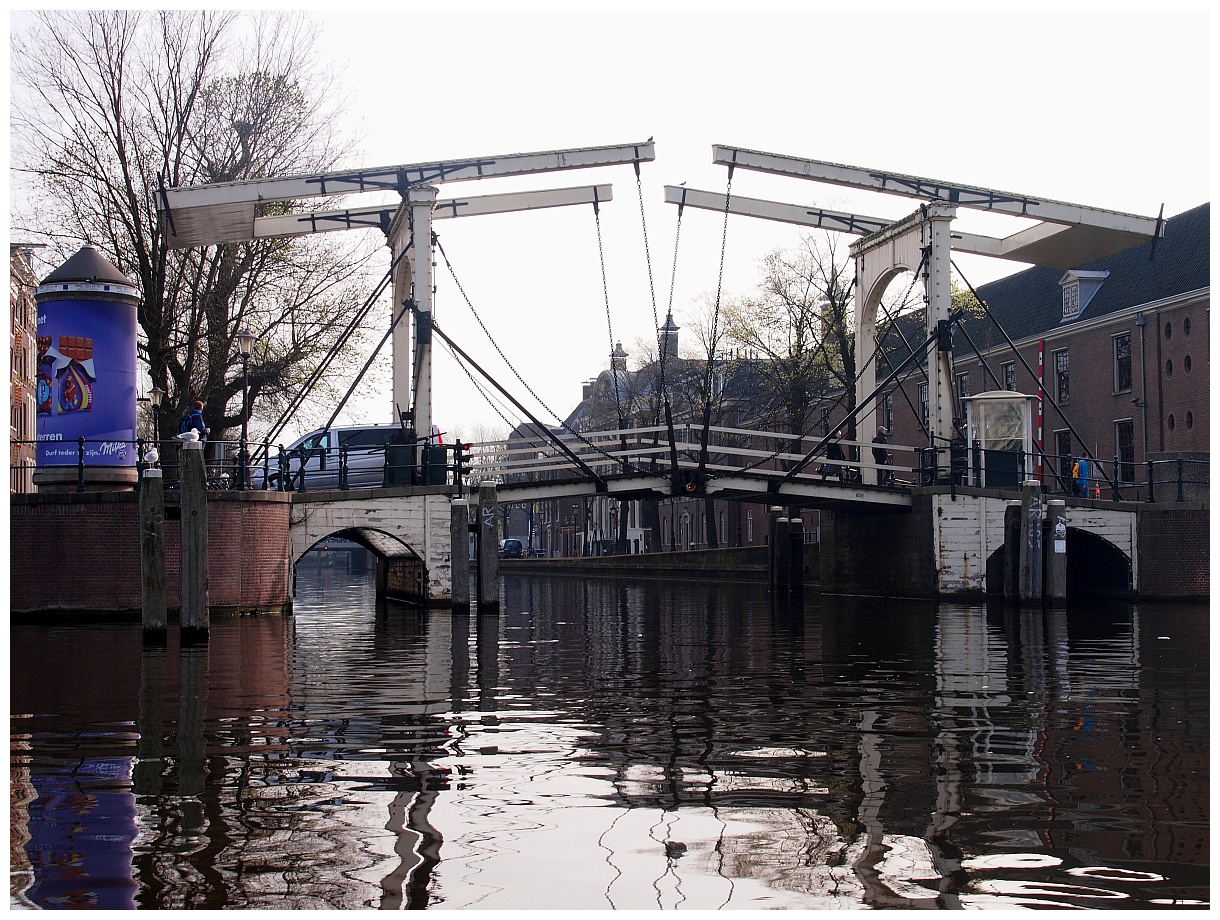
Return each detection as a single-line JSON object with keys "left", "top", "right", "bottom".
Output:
{"left": 1185, "top": 355, "right": 1192, "bottom": 373}
{"left": 918, "top": 382, "right": 929, "bottom": 426}
{"left": 1113, "top": 332, "right": 1132, "bottom": 393}
{"left": 883, "top": 392, "right": 893, "bottom": 430}
{"left": 1187, "top": 411, "right": 1194, "bottom": 429}
{"left": 956, "top": 371, "right": 970, "bottom": 423}
{"left": 1115, "top": 419, "right": 1134, "bottom": 484}
{"left": 1054, "top": 349, "right": 1069, "bottom": 403}
{"left": 1062, "top": 282, "right": 1080, "bottom": 319}
{"left": 746, "top": 509, "right": 754, "bottom": 543}
{"left": 1003, "top": 361, "right": 1016, "bottom": 391}
{"left": 1166, "top": 359, "right": 1174, "bottom": 377}
{"left": 1167, "top": 414, "right": 1176, "bottom": 432}
{"left": 1184, "top": 317, "right": 1192, "bottom": 336}
{"left": 1055, "top": 429, "right": 1073, "bottom": 488}
{"left": 1164, "top": 321, "right": 1172, "bottom": 339}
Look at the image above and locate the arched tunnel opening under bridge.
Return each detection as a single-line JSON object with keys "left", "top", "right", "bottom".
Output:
{"left": 296, "top": 527, "right": 428, "bottom": 605}
{"left": 985, "top": 527, "right": 1133, "bottom": 599}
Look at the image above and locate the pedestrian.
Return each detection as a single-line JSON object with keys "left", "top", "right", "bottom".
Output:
{"left": 872, "top": 427, "right": 892, "bottom": 485}
{"left": 822, "top": 429, "right": 846, "bottom": 480}
{"left": 1072, "top": 456, "right": 1089, "bottom": 497}
{"left": 186, "top": 400, "right": 209, "bottom": 443}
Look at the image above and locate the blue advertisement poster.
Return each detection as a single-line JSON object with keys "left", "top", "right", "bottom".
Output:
{"left": 36, "top": 297, "right": 137, "bottom": 467}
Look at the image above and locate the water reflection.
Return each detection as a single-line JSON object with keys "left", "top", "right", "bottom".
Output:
{"left": 9, "top": 561, "right": 1209, "bottom": 910}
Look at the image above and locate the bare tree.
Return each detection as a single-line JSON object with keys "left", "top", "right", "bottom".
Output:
{"left": 11, "top": 11, "right": 379, "bottom": 442}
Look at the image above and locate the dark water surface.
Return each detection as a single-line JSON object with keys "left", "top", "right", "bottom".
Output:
{"left": 10, "top": 558, "right": 1209, "bottom": 909}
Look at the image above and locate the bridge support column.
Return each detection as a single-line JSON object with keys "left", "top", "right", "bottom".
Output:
{"left": 1018, "top": 480, "right": 1044, "bottom": 602}
{"left": 179, "top": 441, "right": 209, "bottom": 640}
{"left": 451, "top": 499, "right": 470, "bottom": 612}
{"left": 477, "top": 482, "right": 499, "bottom": 613}
{"left": 140, "top": 468, "right": 167, "bottom": 635}
{"left": 1045, "top": 500, "right": 1067, "bottom": 604}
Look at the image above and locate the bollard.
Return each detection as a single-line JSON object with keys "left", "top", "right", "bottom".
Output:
{"left": 767, "top": 506, "right": 783, "bottom": 592}
{"left": 140, "top": 467, "right": 167, "bottom": 633}
{"left": 1045, "top": 500, "right": 1067, "bottom": 604}
{"left": 773, "top": 517, "right": 791, "bottom": 594}
{"left": 477, "top": 481, "right": 500, "bottom": 614}
{"left": 451, "top": 499, "right": 470, "bottom": 612}
{"left": 1003, "top": 500, "right": 1022, "bottom": 599}
{"left": 179, "top": 440, "right": 209, "bottom": 639}
{"left": 787, "top": 516, "right": 805, "bottom": 598}
{"left": 1018, "top": 479, "right": 1043, "bottom": 602}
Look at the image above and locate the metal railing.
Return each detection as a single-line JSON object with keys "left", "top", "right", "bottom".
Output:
{"left": 10, "top": 437, "right": 464, "bottom": 494}
{"left": 10, "top": 434, "right": 1208, "bottom": 504}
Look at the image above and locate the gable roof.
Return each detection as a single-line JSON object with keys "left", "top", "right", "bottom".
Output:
{"left": 960, "top": 202, "right": 1209, "bottom": 345}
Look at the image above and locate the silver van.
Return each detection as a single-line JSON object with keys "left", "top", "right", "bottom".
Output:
{"left": 254, "top": 425, "right": 408, "bottom": 490}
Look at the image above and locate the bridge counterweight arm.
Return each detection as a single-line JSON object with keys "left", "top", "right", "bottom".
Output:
{"left": 159, "top": 141, "right": 653, "bottom": 248}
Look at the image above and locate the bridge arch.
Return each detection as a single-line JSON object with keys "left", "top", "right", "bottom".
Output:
{"left": 983, "top": 525, "right": 1132, "bottom": 597}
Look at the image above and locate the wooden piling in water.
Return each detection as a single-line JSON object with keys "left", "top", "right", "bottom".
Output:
{"left": 1019, "top": 479, "right": 1043, "bottom": 602}
{"left": 477, "top": 481, "right": 499, "bottom": 613}
{"left": 140, "top": 468, "right": 167, "bottom": 634}
{"left": 179, "top": 442, "right": 209, "bottom": 640}
{"left": 1045, "top": 500, "right": 1067, "bottom": 604}
{"left": 451, "top": 499, "right": 470, "bottom": 612}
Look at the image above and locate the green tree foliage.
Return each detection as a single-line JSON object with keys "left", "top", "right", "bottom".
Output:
{"left": 11, "top": 11, "right": 378, "bottom": 441}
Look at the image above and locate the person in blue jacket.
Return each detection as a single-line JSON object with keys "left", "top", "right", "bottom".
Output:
{"left": 1072, "top": 456, "right": 1090, "bottom": 497}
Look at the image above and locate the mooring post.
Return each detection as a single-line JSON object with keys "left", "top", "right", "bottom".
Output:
{"left": 1045, "top": 500, "right": 1068, "bottom": 604}
{"left": 774, "top": 517, "right": 791, "bottom": 594}
{"left": 140, "top": 467, "right": 167, "bottom": 634}
{"left": 477, "top": 481, "right": 500, "bottom": 613}
{"left": 451, "top": 498, "right": 470, "bottom": 612}
{"left": 1003, "top": 500, "right": 1022, "bottom": 599}
{"left": 768, "top": 506, "right": 783, "bottom": 593}
{"left": 1018, "top": 479, "right": 1044, "bottom": 602}
{"left": 179, "top": 440, "right": 209, "bottom": 639}
{"left": 787, "top": 515, "right": 805, "bottom": 598}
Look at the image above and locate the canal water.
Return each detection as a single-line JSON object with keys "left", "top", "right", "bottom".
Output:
{"left": 10, "top": 554, "right": 1209, "bottom": 910}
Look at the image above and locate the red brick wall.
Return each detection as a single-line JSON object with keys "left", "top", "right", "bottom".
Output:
{"left": 1137, "top": 507, "right": 1210, "bottom": 598}
{"left": 11, "top": 491, "right": 292, "bottom": 614}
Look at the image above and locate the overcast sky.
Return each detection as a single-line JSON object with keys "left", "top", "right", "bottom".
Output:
{"left": 10, "top": 8, "right": 1213, "bottom": 444}
{"left": 301, "top": 8, "right": 1209, "bottom": 442}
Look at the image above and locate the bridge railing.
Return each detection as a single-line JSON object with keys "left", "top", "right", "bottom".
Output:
{"left": 11, "top": 436, "right": 1207, "bottom": 504}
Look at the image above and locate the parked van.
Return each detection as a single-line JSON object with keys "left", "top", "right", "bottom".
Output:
{"left": 498, "top": 538, "right": 524, "bottom": 559}
{"left": 253, "top": 424, "right": 425, "bottom": 490}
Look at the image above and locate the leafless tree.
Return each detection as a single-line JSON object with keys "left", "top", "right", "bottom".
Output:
{"left": 11, "top": 11, "right": 380, "bottom": 442}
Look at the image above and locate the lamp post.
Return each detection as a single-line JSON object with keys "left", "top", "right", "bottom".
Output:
{"left": 149, "top": 385, "right": 165, "bottom": 441}
{"left": 235, "top": 328, "right": 256, "bottom": 490}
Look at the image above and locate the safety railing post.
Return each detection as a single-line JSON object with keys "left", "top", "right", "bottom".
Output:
{"left": 295, "top": 448, "right": 307, "bottom": 492}
{"left": 1146, "top": 460, "right": 1155, "bottom": 503}
{"left": 77, "top": 437, "right": 86, "bottom": 492}
{"left": 339, "top": 445, "right": 349, "bottom": 490}
{"left": 262, "top": 441, "right": 270, "bottom": 490}
{"left": 1112, "top": 455, "right": 1121, "bottom": 501}
{"left": 1177, "top": 458, "right": 1185, "bottom": 502}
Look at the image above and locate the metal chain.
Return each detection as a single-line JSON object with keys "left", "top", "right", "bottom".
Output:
{"left": 592, "top": 198, "right": 626, "bottom": 427}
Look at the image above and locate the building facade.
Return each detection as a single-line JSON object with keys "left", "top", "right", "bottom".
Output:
{"left": 10, "top": 245, "right": 40, "bottom": 493}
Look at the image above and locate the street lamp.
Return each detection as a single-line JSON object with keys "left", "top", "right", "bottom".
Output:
{"left": 235, "top": 328, "right": 256, "bottom": 490}
{"left": 149, "top": 385, "right": 165, "bottom": 440}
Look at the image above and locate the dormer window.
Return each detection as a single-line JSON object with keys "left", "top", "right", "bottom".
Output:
{"left": 1058, "top": 270, "right": 1109, "bottom": 321}
{"left": 1062, "top": 281, "right": 1080, "bottom": 319}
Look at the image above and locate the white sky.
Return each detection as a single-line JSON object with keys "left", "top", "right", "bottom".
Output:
{"left": 9, "top": 8, "right": 1213, "bottom": 444}
{"left": 305, "top": 8, "right": 1210, "bottom": 443}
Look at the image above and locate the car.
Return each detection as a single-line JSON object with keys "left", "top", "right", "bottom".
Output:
{"left": 252, "top": 424, "right": 438, "bottom": 490}
{"left": 498, "top": 538, "right": 524, "bottom": 559}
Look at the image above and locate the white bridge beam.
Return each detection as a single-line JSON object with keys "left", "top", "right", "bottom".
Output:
{"left": 159, "top": 140, "right": 654, "bottom": 248}
{"left": 710, "top": 144, "right": 1162, "bottom": 269}
{"left": 250, "top": 184, "right": 614, "bottom": 240}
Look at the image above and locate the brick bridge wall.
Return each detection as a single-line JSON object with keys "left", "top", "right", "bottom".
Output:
{"left": 11, "top": 490, "right": 292, "bottom": 614}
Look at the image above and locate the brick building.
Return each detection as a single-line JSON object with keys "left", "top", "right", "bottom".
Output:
{"left": 10, "top": 245, "right": 41, "bottom": 493}
{"left": 879, "top": 202, "right": 1208, "bottom": 499}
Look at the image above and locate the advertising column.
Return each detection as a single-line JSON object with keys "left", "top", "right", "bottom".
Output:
{"left": 33, "top": 245, "right": 140, "bottom": 492}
